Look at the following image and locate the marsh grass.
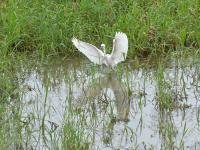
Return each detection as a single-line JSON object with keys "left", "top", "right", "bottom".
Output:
{"left": 0, "top": 56, "right": 199, "bottom": 149}
{"left": 0, "top": 0, "right": 200, "bottom": 148}
{"left": 0, "top": 0, "right": 200, "bottom": 58}
{"left": 62, "top": 123, "right": 89, "bottom": 150}
{"left": 158, "top": 111, "right": 176, "bottom": 149}
{"left": 0, "top": 61, "right": 23, "bottom": 149}
{"left": 0, "top": 57, "right": 92, "bottom": 149}
{"left": 155, "top": 63, "right": 174, "bottom": 110}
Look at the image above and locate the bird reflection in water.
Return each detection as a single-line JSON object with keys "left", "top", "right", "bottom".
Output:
{"left": 76, "top": 72, "right": 131, "bottom": 145}
{"left": 77, "top": 72, "right": 131, "bottom": 121}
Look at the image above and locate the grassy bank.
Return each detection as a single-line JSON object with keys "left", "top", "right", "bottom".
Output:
{"left": 0, "top": 0, "right": 200, "bottom": 58}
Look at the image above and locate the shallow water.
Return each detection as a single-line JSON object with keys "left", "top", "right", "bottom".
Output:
{"left": 10, "top": 57, "right": 200, "bottom": 149}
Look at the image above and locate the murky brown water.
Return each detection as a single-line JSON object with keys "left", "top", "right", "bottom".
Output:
{"left": 16, "top": 57, "right": 200, "bottom": 149}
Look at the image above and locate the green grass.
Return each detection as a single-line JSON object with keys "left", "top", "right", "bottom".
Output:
{"left": 0, "top": 0, "right": 200, "bottom": 58}
{"left": 155, "top": 63, "right": 174, "bottom": 110}
{"left": 0, "top": 0, "right": 200, "bottom": 149}
{"left": 0, "top": 57, "right": 21, "bottom": 149}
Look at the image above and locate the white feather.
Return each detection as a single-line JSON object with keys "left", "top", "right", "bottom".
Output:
{"left": 72, "top": 38, "right": 104, "bottom": 65}
{"left": 71, "top": 32, "right": 128, "bottom": 67}
{"left": 111, "top": 32, "right": 128, "bottom": 64}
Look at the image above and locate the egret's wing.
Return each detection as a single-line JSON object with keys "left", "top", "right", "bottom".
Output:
{"left": 111, "top": 32, "right": 128, "bottom": 64}
{"left": 72, "top": 38, "right": 104, "bottom": 65}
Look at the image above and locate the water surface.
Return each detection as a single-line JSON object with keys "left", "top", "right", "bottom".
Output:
{"left": 11, "top": 57, "right": 200, "bottom": 149}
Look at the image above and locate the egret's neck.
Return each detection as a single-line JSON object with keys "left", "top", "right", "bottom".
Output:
{"left": 103, "top": 48, "right": 106, "bottom": 54}
{"left": 101, "top": 44, "right": 106, "bottom": 54}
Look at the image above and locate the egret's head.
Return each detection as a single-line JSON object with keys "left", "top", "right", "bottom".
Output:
{"left": 100, "top": 43, "right": 106, "bottom": 52}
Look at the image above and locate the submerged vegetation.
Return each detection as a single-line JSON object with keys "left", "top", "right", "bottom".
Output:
{"left": 0, "top": 57, "right": 199, "bottom": 149}
{"left": 0, "top": 0, "right": 200, "bottom": 58}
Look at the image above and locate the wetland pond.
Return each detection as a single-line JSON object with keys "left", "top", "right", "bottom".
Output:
{"left": 8, "top": 57, "right": 200, "bottom": 149}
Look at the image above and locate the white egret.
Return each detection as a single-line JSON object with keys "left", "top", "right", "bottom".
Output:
{"left": 72, "top": 32, "right": 128, "bottom": 68}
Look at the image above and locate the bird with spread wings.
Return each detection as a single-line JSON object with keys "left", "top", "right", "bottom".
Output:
{"left": 72, "top": 32, "right": 128, "bottom": 68}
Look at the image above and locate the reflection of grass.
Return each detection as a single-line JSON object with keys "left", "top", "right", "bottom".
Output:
{"left": 155, "top": 64, "right": 174, "bottom": 110}
{"left": 158, "top": 111, "right": 176, "bottom": 149}
{"left": 159, "top": 111, "right": 189, "bottom": 150}
{"left": 0, "top": 58, "right": 22, "bottom": 149}
{"left": 0, "top": 103, "right": 6, "bottom": 149}
{"left": 0, "top": 56, "right": 91, "bottom": 149}
{"left": 62, "top": 123, "right": 89, "bottom": 150}
{"left": 0, "top": 55, "right": 198, "bottom": 149}
{"left": 1, "top": 0, "right": 200, "bottom": 57}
